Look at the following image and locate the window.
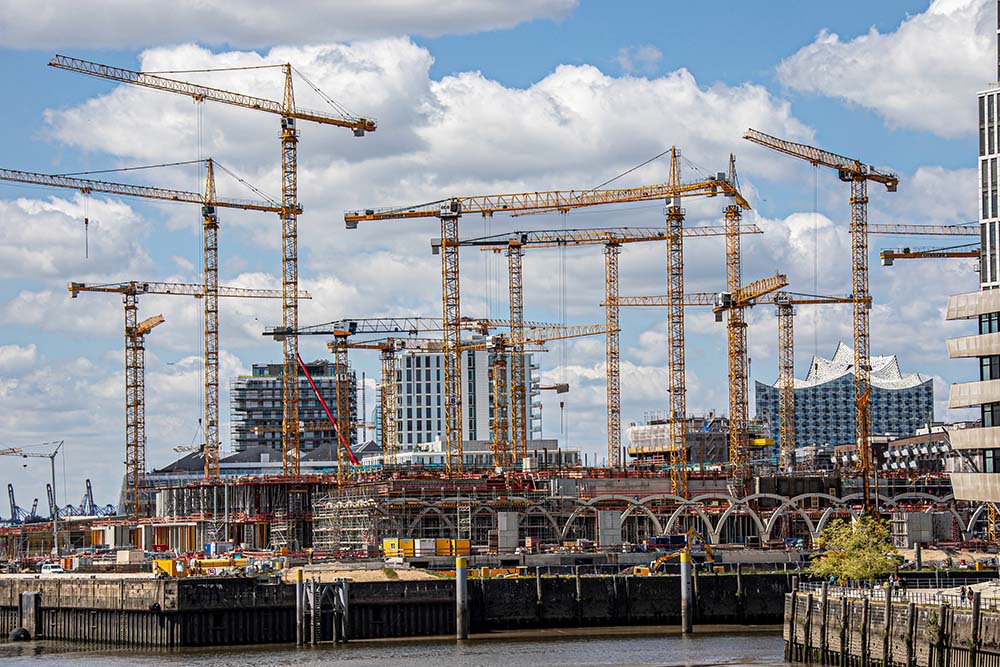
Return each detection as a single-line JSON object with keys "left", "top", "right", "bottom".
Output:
{"left": 982, "top": 355, "right": 1000, "bottom": 381}
{"left": 983, "top": 402, "right": 1000, "bottom": 428}
{"left": 981, "top": 313, "right": 1000, "bottom": 334}
{"left": 982, "top": 95, "right": 988, "bottom": 156}
{"left": 985, "top": 448, "right": 1000, "bottom": 473}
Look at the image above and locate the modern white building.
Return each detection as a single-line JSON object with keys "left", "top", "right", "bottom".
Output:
{"left": 948, "top": 24, "right": 1000, "bottom": 501}
{"left": 378, "top": 346, "right": 542, "bottom": 450}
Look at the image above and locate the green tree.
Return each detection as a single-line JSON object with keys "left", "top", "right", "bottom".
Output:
{"left": 807, "top": 516, "right": 899, "bottom": 583}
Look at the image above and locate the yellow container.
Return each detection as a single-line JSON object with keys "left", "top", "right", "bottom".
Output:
{"left": 383, "top": 538, "right": 400, "bottom": 557}
{"left": 435, "top": 538, "right": 452, "bottom": 556}
{"left": 451, "top": 539, "right": 471, "bottom": 556}
{"left": 399, "top": 538, "right": 415, "bottom": 557}
{"left": 153, "top": 559, "right": 187, "bottom": 577}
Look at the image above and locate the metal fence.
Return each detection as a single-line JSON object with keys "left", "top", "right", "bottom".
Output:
{"left": 798, "top": 578, "right": 1000, "bottom": 611}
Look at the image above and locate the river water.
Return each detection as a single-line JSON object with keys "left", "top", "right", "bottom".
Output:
{"left": 0, "top": 627, "right": 788, "bottom": 666}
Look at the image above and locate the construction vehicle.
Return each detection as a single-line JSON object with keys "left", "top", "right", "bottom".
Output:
{"left": 628, "top": 528, "right": 715, "bottom": 576}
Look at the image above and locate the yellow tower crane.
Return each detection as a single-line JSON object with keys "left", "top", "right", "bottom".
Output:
{"left": 743, "top": 129, "right": 899, "bottom": 514}
{"left": 881, "top": 244, "right": 980, "bottom": 265}
{"left": 50, "top": 54, "right": 376, "bottom": 478}
{"left": 446, "top": 222, "right": 763, "bottom": 471}
{"left": 277, "top": 317, "right": 553, "bottom": 474}
{"left": 68, "top": 280, "right": 304, "bottom": 520}
{"left": 463, "top": 324, "right": 611, "bottom": 467}
{"left": 345, "top": 150, "right": 748, "bottom": 483}
{"left": 0, "top": 163, "right": 289, "bottom": 481}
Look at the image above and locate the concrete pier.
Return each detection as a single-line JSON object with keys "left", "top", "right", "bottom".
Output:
{"left": 0, "top": 570, "right": 792, "bottom": 647}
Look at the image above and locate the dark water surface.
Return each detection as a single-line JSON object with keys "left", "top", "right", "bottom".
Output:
{"left": 0, "top": 626, "right": 788, "bottom": 666}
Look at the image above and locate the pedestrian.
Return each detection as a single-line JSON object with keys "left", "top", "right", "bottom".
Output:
{"left": 961, "top": 586, "right": 967, "bottom": 604}
{"left": 969, "top": 588, "right": 975, "bottom": 604}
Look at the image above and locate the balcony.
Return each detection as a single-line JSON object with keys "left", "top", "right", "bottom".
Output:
{"left": 949, "top": 379, "right": 1000, "bottom": 409}
{"left": 950, "top": 472, "right": 1000, "bottom": 502}
{"left": 947, "top": 332, "right": 1000, "bottom": 358}
{"left": 946, "top": 289, "right": 1000, "bottom": 320}
{"left": 950, "top": 426, "right": 1000, "bottom": 451}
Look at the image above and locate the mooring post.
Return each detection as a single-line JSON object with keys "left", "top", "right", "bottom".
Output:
{"left": 914, "top": 542, "right": 922, "bottom": 571}
{"left": 681, "top": 551, "right": 693, "bottom": 634}
{"left": 905, "top": 601, "right": 915, "bottom": 667}
{"left": 861, "top": 596, "right": 870, "bottom": 667}
{"left": 936, "top": 603, "right": 948, "bottom": 667}
{"left": 295, "top": 568, "right": 303, "bottom": 646}
{"left": 840, "top": 595, "right": 849, "bottom": 667}
{"left": 820, "top": 581, "right": 829, "bottom": 663}
{"left": 805, "top": 593, "right": 814, "bottom": 662}
{"left": 971, "top": 591, "right": 981, "bottom": 667}
{"left": 456, "top": 556, "right": 469, "bottom": 640}
{"left": 883, "top": 585, "right": 893, "bottom": 667}
{"left": 736, "top": 563, "right": 743, "bottom": 597}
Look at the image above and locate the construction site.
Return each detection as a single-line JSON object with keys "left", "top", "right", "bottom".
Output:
{"left": 0, "top": 41, "right": 993, "bottom": 574}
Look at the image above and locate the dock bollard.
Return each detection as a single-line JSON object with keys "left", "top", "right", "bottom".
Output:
{"left": 295, "top": 568, "right": 304, "bottom": 646}
{"left": 680, "top": 551, "right": 693, "bottom": 634}
{"left": 456, "top": 557, "right": 469, "bottom": 640}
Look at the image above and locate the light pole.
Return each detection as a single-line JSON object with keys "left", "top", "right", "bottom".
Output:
{"left": 14, "top": 441, "right": 64, "bottom": 558}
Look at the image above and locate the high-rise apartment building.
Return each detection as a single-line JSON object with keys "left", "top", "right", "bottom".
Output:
{"left": 230, "top": 359, "right": 357, "bottom": 453}
{"left": 948, "top": 11, "right": 1000, "bottom": 500}
{"left": 378, "top": 347, "right": 541, "bottom": 449}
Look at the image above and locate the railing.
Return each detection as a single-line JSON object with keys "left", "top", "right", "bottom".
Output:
{"left": 798, "top": 578, "right": 1000, "bottom": 610}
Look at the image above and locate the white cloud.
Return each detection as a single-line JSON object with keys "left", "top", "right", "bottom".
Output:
{"left": 776, "top": 0, "right": 993, "bottom": 137}
{"left": 0, "top": 0, "right": 577, "bottom": 49}
{"left": 0, "top": 344, "right": 37, "bottom": 373}
{"left": 615, "top": 45, "right": 663, "bottom": 75}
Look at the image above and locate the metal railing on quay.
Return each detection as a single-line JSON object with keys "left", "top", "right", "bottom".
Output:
{"left": 798, "top": 579, "right": 1000, "bottom": 611}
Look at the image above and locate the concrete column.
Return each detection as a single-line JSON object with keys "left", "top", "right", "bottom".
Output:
{"left": 295, "top": 568, "right": 303, "bottom": 646}
{"left": 680, "top": 551, "right": 693, "bottom": 634}
{"left": 883, "top": 586, "right": 893, "bottom": 667}
{"left": 905, "top": 601, "right": 916, "bottom": 667}
{"left": 456, "top": 556, "right": 469, "bottom": 640}
{"left": 820, "top": 581, "right": 829, "bottom": 661}
{"left": 915, "top": 542, "right": 922, "bottom": 570}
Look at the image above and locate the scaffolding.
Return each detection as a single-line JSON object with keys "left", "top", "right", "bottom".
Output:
{"left": 313, "top": 495, "right": 378, "bottom": 553}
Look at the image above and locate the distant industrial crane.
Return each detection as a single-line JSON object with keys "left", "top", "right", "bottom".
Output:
{"left": 68, "top": 280, "right": 305, "bottom": 519}
{"left": 346, "top": 148, "right": 747, "bottom": 490}
{"left": 442, "top": 222, "right": 763, "bottom": 471}
{"left": 0, "top": 162, "right": 289, "bottom": 484}
{"left": 50, "top": 54, "right": 376, "bottom": 477}
{"left": 0, "top": 441, "right": 64, "bottom": 556}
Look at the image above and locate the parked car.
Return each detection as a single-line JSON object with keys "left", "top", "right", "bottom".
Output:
{"left": 40, "top": 563, "right": 65, "bottom": 574}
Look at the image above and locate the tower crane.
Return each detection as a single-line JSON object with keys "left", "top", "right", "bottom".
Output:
{"left": 269, "top": 316, "right": 553, "bottom": 468}
{"left": 68, "top": 280, "right": 306, "bottom": 519}
{"left": 743, "top": 128, "right": 899, "bottom": 514}
{"left": 880, "top": 244, "right": 980, "bottom": 265}
{"left": 444, "top": 222, "right": 763, "bottom": 471}
{"left": 346, "top": 149, "right": 747, "bottom": 483}
{"left": 0, "top": 162, "right": 290, "bottom": 482}
{"left": 462, "top": 324, "right": 610, "bottom": 467}
{"left": 50, "top": 54, "right": 376, "bottom": 478}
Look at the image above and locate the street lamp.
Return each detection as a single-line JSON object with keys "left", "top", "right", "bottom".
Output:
{"left": 9, "top": 441, "right": 65, "bottom": 558}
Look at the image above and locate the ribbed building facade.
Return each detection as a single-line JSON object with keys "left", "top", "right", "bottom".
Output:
{"left": 755, "top": 343, "right": 933, "bottom": 448}
{"left": 948, "top": 35, "right": 1000, "bottom": 500}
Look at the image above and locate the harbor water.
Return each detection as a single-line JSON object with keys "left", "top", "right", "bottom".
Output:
{"left": 0, "top": 627, "right": 786, "bottom": 666}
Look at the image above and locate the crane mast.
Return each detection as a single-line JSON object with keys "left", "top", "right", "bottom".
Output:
{"left": 744, "top": 128, "right": 898, "bottom": 514}
{"left": 347, "top": 158, "right": 749, "bottom": 479}
{"left": 50, "top": 53, "right": 375, "bottom": 477}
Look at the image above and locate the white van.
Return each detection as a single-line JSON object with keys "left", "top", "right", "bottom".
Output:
{"left": 40, "top": 563, "right": 65, "bottom": 574}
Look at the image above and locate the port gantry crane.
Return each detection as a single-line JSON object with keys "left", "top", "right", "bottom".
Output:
{"left": 273, "top": 316, "right": 553, "bottom": 474}
{"left": 0, "top": 162, "right": 291, "bottom": 485}
{"left": 69, "top": 280, "right": 306, "bottom": 520}
{"left": 50, "top": 54, "right": 376, "bottom": 478}
{"left": 742, "top": 128, "right": 984, "bottom": 513}
{"left": 345, "top": 148, "right": 747, "bottom": 482}
{"left": 444, "top": 222, "right": 764, "bottom": 472}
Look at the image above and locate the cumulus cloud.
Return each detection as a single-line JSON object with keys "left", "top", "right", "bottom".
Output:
{"left": 615, "top": 45, "right": 663, "bottom": 75}
{"left": 0, "top": 0, "right": 578, "bottom": 49}
{"left": 777, "top": 0, "right": 993, "bottom": 137}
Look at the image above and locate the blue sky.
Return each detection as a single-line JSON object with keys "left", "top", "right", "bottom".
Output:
{"left": 0, "top": 0, "right": 988, "bottom": 505}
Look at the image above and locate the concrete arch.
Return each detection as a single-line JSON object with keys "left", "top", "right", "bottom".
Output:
{"left": 405, "top": 505, "right": 456, "bottom": 537}
{"left": 816, "top": 504, "right": 859, "bottom": 534}
{"left": 966, "top": 503, "right": 997, "bottom": 536}
{"left": 663, "top": 503, "right": 717, "bottom": 540}
{"left": 715, "top": 501, "right": 767, "bottom": 545}
{"left": 621, "top": 503, "right": 664, "bottom": 537}
{"left": 521, "top": 504, "right": 563, "bottom": 540}
{"left": 762, "top": 501, "right": 817, "bottom": 542}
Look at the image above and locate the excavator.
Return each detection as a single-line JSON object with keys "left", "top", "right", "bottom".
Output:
{"left": 629, "top": 528, "right": 715, "bottom": 576}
